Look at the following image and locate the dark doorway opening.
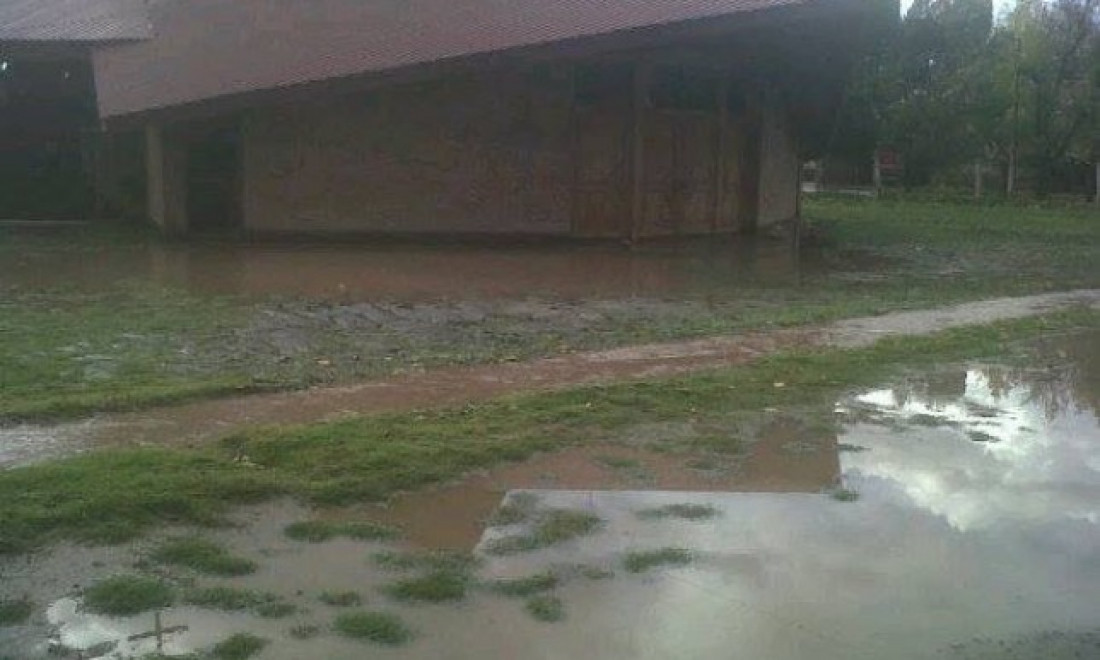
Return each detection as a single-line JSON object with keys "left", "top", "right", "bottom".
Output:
{"left": 186, "top": 121, "right": 242, "bottom": 233}
{"left": 0, "top": 50, "right": 98, "bottom": 220}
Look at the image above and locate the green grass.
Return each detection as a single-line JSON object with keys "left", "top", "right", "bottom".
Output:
{"left": 636, "top": 504, "right": 720, "bottom": 521}
{"left": 255, "top": 601, "right": 298, "bottom": 618}
{"left": 383, "top": 571, "right": 470, "bottom": 604}
{"left": 488, "top": 572, "right": 559, "bottom": 597}
{"left": 318, "top": 591, "right": 362, "bottom": 607}
{"left": 82, "top": 576, "right": 173, "bottom": 616}
{"left": 283, "top": 520, "right": 400, "bottom": 543}
{"left": 333, "top": 611, "right": 413, "bottom": 645}
{"left": 968, "top": 431, "right": 1000, "bottom": 443}
{"left": 0, "top": 309, "right": 1095, "bottom": 555}
{"left": 525, "top": 595, "right": 565, "bottom": 622}
{"left": 149, "top": 537, "right": 257, "bottom": 576}
{"left": 372, "top": 549, "right": 480, "bottom": 574}
{"left": 288, "top": 623, "right": 322, "bottom": 639}
{"left": 0, "top": 285, "right": 263, "bottom": 423}
{"left": 182, "top": 587, "right": 292, "bottom": 617}
{"left": 830, "top": 488, "right": 861, "bottom": 503}
{"left": 3, "top": 199, "right": 1097, "bottom": 423}
{"left": 0, "top": 598, "right": 33, "bottom": 626}
{"left": 211, "top": 633, "right": 268, "bottom": 660}
{"left": 623, "top": 548, "right": 694, "bottom": 574}
{"left": 484, "top": 509, "right": 603, "bottom": 556}
{"left": 594, "top": 455, "right": 642, "bottom": 469}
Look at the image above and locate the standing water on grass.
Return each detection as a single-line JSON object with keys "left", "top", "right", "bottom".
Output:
{"left": 2, "top": 333, "right": 1098, "bottom": 659}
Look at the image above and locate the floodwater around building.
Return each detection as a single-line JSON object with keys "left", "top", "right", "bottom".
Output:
{"left": 1, "top": 235, "right": 815, "bottom": 302}
{"left": 2, "top": 330, "right": 1097, "bottom": 659}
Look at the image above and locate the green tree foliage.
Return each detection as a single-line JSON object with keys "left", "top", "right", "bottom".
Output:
{"left": 1011, "top": 0, "right": 1100, "bottom": 195}
{"left": 833, "top": 0, "right": 1100, "bottom": 196}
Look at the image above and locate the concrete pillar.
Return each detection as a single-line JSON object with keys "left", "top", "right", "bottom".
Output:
{"left": 628, "top": 61, "right": 651, "bottom": 245}
{"left": 145, "top": 123, "right": 188, "bottom": 235}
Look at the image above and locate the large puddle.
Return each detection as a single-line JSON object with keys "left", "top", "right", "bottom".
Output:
{"left": 2, "top": 333, "right": 1098, "bottom": 659}
{"left": 1, "top": 237, "right": 821, "bottom": 302}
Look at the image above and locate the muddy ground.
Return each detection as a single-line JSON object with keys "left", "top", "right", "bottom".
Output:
{"left": 2, "top": 289, "right": 1095, "bottom": 468}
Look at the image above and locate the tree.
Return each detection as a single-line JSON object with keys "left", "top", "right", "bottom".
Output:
{"left": 828, "top": 0, "right": 1100, "bottom": 199}
{"left": 878, "top": 0, "right": 997, "bottom": 186}
{"left": 1006, "top": 0, "right": 1100, "bottom": 197}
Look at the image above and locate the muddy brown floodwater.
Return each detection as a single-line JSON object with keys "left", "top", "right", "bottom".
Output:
{"left": 2, "top": 238, "right": 812, "bottom": 301}
{"left": 2, "top": 330, "right": 1098, "bottom": 660}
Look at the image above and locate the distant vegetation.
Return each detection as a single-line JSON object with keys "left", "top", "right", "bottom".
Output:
{"left": 832, "top": 0, "right": 1099, "bottom": 200}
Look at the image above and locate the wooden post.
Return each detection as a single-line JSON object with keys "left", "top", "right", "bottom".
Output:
{"left": 145, "top": 123, "right": 189, "bottom": 235}
{"left": 712, "top": 74, "right": 730, "bottom": 234}
{"left": 628, "top": 61, "right": 650, "bottom": 245}
{"left": 569, "top": 64, "right": 582, "bottom": 236}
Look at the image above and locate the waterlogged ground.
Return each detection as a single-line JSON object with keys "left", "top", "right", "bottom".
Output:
{"left": 5, "top": 198, "right": 1099, "bottom": 423}
{"left": 3, "top": 290, "right": 1096, "bottom": 468}
{"left": 1, "top": 330, "right": 1097, "bottom": 659}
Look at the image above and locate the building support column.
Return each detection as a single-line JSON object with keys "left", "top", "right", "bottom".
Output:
{"left": 628, "top": 61, "right": 651, "bottom": 245}
{"left": 712, "top": 74, "right": 730, "bottom": 234}
{"left": 739, "top": 89, "right": 763, "bottom": 235}
{"left": 145, "top": 123, "right": 188, "bottom": 235}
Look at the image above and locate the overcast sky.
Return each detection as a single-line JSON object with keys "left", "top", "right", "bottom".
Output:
{"left": 901, "top": 0, "right": 1017, "bottom": 18}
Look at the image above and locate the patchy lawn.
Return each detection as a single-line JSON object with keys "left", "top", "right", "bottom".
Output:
{"left": 2, "top": 199, "right": 1098, "bottom": 422}
{"left": 0, "top": 308, "right": 1094, "bottom": 555}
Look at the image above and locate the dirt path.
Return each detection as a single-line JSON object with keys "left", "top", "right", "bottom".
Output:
{"left": 3, "top": 290, "right": 1098, "bottom": 466}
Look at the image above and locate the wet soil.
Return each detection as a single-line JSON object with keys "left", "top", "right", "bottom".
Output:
{"left": 2, "top": 330, "right": 1098, "bottom": 659}
{"left": 2, "top": 290, "right": 1096, "bottom": 467}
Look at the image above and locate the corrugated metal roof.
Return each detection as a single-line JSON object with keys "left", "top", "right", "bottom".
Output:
{"left": 0, "top": 0, "right": 151, "bottom": 42}
{"left": 93, "top": 0, "right": 820, "bottom": 118}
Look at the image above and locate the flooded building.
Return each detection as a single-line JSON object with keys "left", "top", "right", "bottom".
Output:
{"left": 1, "top": 0, "right": 886, "bottom": 239}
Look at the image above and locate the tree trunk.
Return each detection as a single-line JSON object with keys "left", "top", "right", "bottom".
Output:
{"left": 1006, "top": 148, "right": 1017, "bottom": 197}
{"left": 973, "top": 161, "right": 983, "bottom": 201}
{"left": 1095, "top": 161, "right": 1100, "bottom": 208}
{"left": 872, "top": 152, "right": 883, "bottom": 196}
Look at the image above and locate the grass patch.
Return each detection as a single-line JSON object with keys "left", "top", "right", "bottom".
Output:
{"left": 968, "top": 431, "right": 1000, "bottom": 443}
{"left": 211, "top": 633, "right": 268, "bottom": 660}
{"left": 1, "top": 308, "right": 1095, "bottom": 555}
{"left": 284, "top": 520, "right": 400, "bottom": 543}
{"left": 488, "top": 572, "right": 559, "bottom": 597}
{"left": 255, "top": 601, "right": 297, "bottom": 618}
{"left": 149, "top": 537, "right": 256, "bottom": 576}
{"left": 182, "top": 586, "right": 263, "bottom": 611}
{"left": 636, "top": 504, "right": 720, "bottom": 521}
{"left": 525, "top": 595, "right": 565, "bottom": 622}
{"left": 0, "top": 598, "right": 33, "bottom": 626}
{"left": 372, "top": 549, "right": 480, "bottom": 574}
{"left": 579, "top": 566, "right": 616, "bottom": 580}
{"left": 318, "top": 591, "right": 362, "bottom": 607}
{"left": 288, "top": 623, "right": 322, "bottom": 640}
{"left": 484, "top": 509, "right": 603, "bottom": 556}
{"left": 182, "top": 586, "right": 292, "bottom": 617}
{"left": 623, "top": 548, "right": 694, "bottom": 574}
{"left": 830, "top": 488, "right": 861, "bottom": 503}
{"left": 333, "top": 611, "right": 413, "bottom": 645}
{"left": 593, "top": 455, "right": 641, "bottom": 469}
{"left": 383, "top": 571, "right": 470, "bottom": 604}
{"left": 82, "top": 576, "right": 173, "bottom": 616}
